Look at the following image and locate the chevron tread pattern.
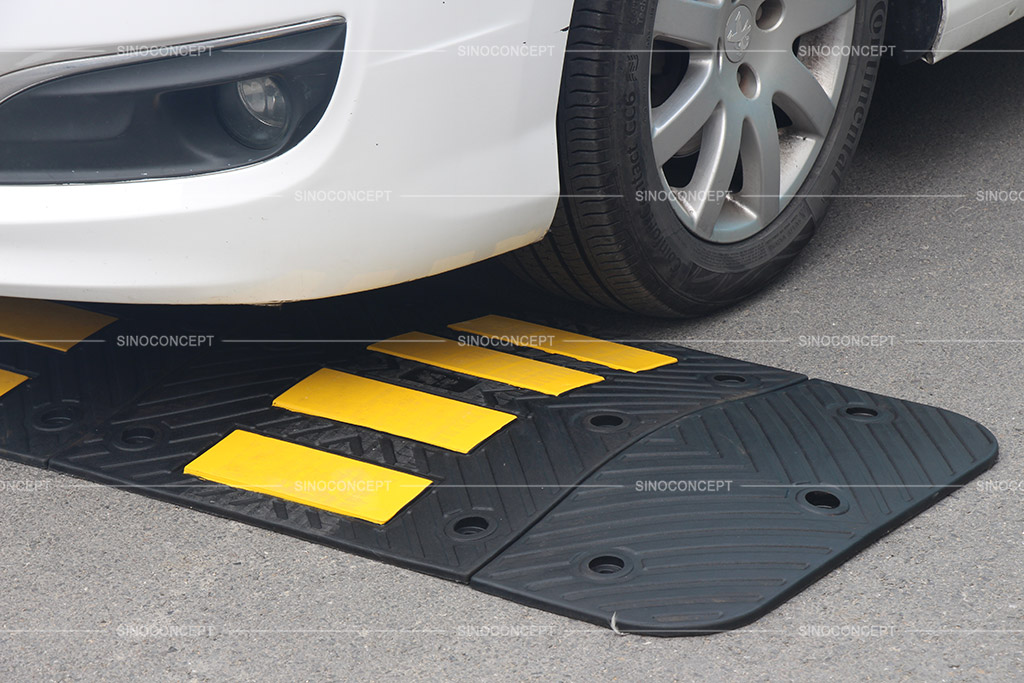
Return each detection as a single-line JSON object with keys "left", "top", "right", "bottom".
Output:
{"left": 47, "top": 342, "right": 803, "bottom": 580}
{"left": 472, "top": 380, "right": 997, "bottom": 634}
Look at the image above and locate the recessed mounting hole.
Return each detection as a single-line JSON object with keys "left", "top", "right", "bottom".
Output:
{"left": 120, "top": 426, "right": 158, "bottom": 446}
{"left": 36, "top": 406, "right": 77, "bottom": 430}
{"left": 846, "top": 406, "right": 879, "bottom": 418}
{"left": 587, "top": 555, "right": 626, "bottom": 575}
{"left": 805, "top": 490, "right": 842, "bottom": 510}
{"left": 737, "top": 63, "right": 758, "bottom": 99}
{"left": 714, "top": 374, "right": 747, "bottom": 385}
{"left": 452, "top": 516, "right": 490, "bottom": 537}
{"left": 588, "top": 414, "right": 626, "bottom": 429}
{"left": 756, "top": 0, "right": 784, "bottom": 30}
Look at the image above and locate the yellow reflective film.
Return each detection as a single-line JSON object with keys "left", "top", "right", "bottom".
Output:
{"left": 0, "top": 368, "right": 29, "bottom": 397}
{"left": 0, "top": 297, "right": 116, "bottom": 352}
{"left": 184, "top": 430, "right": 432, "bottom": 525}
{"left": 449, "top": 315, "right": 677, "bottom": 373}
{"left": 274, "top": 369, "right": 516, "bottom": 454}
{"left": 369, "top": 332, "right": 603, "bottom": 396}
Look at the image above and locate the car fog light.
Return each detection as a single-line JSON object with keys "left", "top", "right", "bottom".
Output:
{"left": 218, "top": 76, "right": 290, "bottom": 149}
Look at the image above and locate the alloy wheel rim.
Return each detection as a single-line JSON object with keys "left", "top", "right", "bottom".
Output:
{"left": 650, "top": 0, "right": 856, "bottom": 243}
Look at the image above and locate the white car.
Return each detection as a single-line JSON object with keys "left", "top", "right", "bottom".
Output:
{"left": 0, "top": 0, "right": 1013, "bottom": 314}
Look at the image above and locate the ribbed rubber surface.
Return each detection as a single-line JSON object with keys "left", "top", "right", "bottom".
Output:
{"left": 0, "top": 316, "right": 197, "bottom": 467}
{"left": 472, "top": 380, "right": 998, "bottom": 635}
{"left": 47, "top": 342, "right": 803, "bottom": 580}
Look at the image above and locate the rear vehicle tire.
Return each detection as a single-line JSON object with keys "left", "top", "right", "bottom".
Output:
{"left": 508, "top": 0, "right": 888, "bottom": 316}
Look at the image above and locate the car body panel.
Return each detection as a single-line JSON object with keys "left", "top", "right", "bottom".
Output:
{"left": 931, "top": 0, "right": 1024, "bottom": 61}
{"left": 0, "top": 1, "right": 573, "bottom": 304}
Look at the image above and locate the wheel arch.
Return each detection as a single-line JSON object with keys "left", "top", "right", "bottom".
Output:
{"left": 557, "top": 1, "right": 945, "bottom": 65}
{"left": 886, "top": 0, "right": 944, "bottom": 62}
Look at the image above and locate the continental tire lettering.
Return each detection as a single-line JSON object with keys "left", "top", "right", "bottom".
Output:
{"left": 624, "top": 90, "right": 638, "bottom": 136}
{"left": 625, "top": 0, "right": 650, "bottom": 33}
{"left": 831, "top": 1, "right": 886, "bottom": 187}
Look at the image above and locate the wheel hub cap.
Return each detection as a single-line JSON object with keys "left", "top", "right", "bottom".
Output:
{"left": 724, "top": 5, "right": 754, "bottom": 62}
{"left": 650, "top": 0, "right": 857, "bottom": 243}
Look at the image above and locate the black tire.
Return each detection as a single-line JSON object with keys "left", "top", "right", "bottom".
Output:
{"left": 507, "top": 0, "right": 888, "bottom": 317}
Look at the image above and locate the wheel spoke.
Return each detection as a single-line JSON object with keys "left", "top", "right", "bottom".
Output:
{"left": 650, "top": 0, "right": 855, "bottom": 242}
{"left": 688, "top": 105, "right": 742, "bottom": 238}
{"left": 654, "top": 0, "right": 724, "bottom": 48}
{"left": 772, "top": 55, "right": 836, "bottom": 137}
{"left": 739, "top": 101, "right": 782, "bottom": 226}
{"left": 651, "top": 62, "right": 720, "bottom": 166}
{"left": 781, "top": 0, "right": 855, "bottom": 38}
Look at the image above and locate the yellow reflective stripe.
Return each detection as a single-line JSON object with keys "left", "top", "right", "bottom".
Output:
{"left": 449, "top": 315, "right": 677, "bottom": 373}
{"left": 184, "top": 430, "right": 431, "bottom": 524}
{"left": 273, "top": 368, "right": 516, "bottom": 454}
{"left": 369, "top": 332, "right": 603, "bottom": 396}
{"left": 0, "top": 368, "right": 29, "bottom": 397}
{"left": 0, "top": 297, "right": 116, "bottom": 352}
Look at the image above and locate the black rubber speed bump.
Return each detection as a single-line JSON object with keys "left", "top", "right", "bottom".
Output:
{"left": 0, "top": 304, "right": 998, "bottom": 635}
{"left": 44, "top": 341, "right": 804, "bottom": 579}
{"left": 0, "top": 299, "right": 201, "bottom": 467}
{"left": 472, "top": 379, "right": 997, "bottom": 634}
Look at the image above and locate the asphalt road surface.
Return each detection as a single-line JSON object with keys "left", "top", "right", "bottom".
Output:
{"left": 3, "top": 22, "right": 1024, "bottom": 682}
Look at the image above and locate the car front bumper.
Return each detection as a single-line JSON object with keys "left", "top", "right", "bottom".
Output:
{"left": 0, "top": 0, "right": 573, "bottom": 304}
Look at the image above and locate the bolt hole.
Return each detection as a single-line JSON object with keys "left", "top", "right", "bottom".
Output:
{"left": 120, "top": 426, "right": 158, "bottom": 447}
{"left": 587, "top": 555, "right": 626, "bottom": 575}
{"left": 737, "top": 63, "right": 758, "bottom": 99}
{"left": 588, "top": 414, "right": 625, "bottom": 429}
{"left": 714, "top": 374, "right": 747, "bottom": 385}
{"left": 756, "top": 0, "right": 785, "bottom": 30}
{"left": 846, "top": 406, "right": 879, "bottom": 418}
{"left": 805, "top": 490, "right": 842, "bottom": 510}
{"left": 36, "top": 406, "right": 77, "bottom": 431}
{"left": 452, "top": 516, "right": 490, "bottom": 537}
